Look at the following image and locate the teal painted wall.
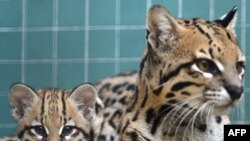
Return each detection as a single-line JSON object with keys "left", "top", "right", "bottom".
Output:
{"left": 0, "top": 0, "right": 249, "bottom": 137}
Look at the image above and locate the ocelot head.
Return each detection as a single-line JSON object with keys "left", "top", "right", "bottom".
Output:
{"left": 140, "top": 5, "right": 246, "bottom": 116}
{"left": 9, "top": 83, "right": 104, "bottom": 141}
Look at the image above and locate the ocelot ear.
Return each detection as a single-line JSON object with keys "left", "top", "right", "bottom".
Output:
{"left": 146, "top": 5, "right": 185, "bottom": 50}
{"left": 9, "top": 83, "right": 38, "bottom": 120}
{"left": 70, "top": 84, "right": 97, "bottom": 120}
{"left": 215, "top": 6, "right": 238, "bottom": 35}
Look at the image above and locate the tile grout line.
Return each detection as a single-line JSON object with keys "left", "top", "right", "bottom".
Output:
{"left": 209, "top": 0, "right": 215, "bottom": 20}
{"left": 114, "top": 0, "right": 120, "bottom": 73}
{"left": 21, "top": 0, "right": 27, "bottom": 83}
{"left": 241, "top": 0, "right": 246, "bottom": 53}
{"left": 178, "top": 0, "right": 183, "bottom": 18}
{"left": 241, "top": 0, "right": 246, "bottom": 122}
{"left": 0, "top": 25, "right": 146, "bottom": 32}
{"left": 0, "top": 123, "right": 17, "bottom": 128}
{"left": 146, "top": 0, "right": 151, "bottom": 11}
{"left": 52, "top": 0, "right": 59, "bottom": 87}
{"left": 0, "top": 0, "right": 15, "bottom": 1}
{"left": 1, "top": 24, "right": 250, "bottom": 33}
{"left": 0, "top": 58, "right": 141, "bottom": 63}
{"left": 84, "top": 0, "right": 90, "bottom": 82}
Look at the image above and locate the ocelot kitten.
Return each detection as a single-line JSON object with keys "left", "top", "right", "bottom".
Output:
{"left": 6, "top": 83, "right": 104, "bottom": 141}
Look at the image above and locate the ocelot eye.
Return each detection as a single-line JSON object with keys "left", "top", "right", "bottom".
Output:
{"left": 236, "top": 61, "right": 245, "bottom": 74}
{"left": 31, "top": 125, "right": 47, "bottom": 137}
{"left": 196, "top": 59, "right": 219, "bottom": 74}
{"left": 61, "top": 126, "right": 76, "bottom": 137}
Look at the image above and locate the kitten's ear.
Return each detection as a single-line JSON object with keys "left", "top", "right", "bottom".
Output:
{"left": 215, "top": 6, "right": 238, "bottom": 35}
{"left": 146, "top": 5, "right": 185, "bottom": 49}
{"left": 9, "top": 83, "right": 38, "bottom": 120}
{"left": 70, "top": 84, "right": 97, "bottom": 120}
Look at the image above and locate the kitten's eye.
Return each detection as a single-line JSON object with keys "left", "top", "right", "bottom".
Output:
{"left": 31, "top": 125, "right": 47, "bottom": 137}
{"left": 236, "top": 61, "right": 245, "bottom": 74}
{"left": 196, "top": 59, "right": 219, "bottom": 74}
{"left": 61, "top": 126, "right": 76, "bottom": 137}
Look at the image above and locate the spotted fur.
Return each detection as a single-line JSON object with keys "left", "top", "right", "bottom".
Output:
{"left": 95, "top": 71, "right": 137, "bottom": 141}
{"left": 119, "top": 5, "right": 245, "bottom": 141}
{"left": 8, "top": 83, "right": 104, "bottom": 141}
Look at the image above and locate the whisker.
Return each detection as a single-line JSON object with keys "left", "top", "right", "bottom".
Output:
{"left": 168, "top": 95, "right": 202, "bottom": 121}
{"left": 182, "top": 102, "right": 212, "bottom": 141}
{"left": 238, "top": 106, "right": 244, "bottom": 121}
{"left": 234, "top": 107, "right": 240, "bottom": 121}
{"left": 211, "top": 104, "right": 215, "bottom": 124}
{"left": 161, "top": 95, "right": 202, "bottom": 124}
{"left": 192, "top": 102, "right": 213, "bottom": 141}
{"left": 171, "top": 102, "right": 201, "bottom": 141}
{"left": 161, "top": 95, "right": 203, "bottom": 138}
{"left": 206, "top": 104, "right": 213, "bottom": 123}
{"left": 230, "top": 108, "right": 237, "bottom": 121}
{"left": 146, "top": 84, "right": 206, "bottom": 141}
{"left": 167, "top": 101, "right": 201, "bottom": 140}
{"left": 159, "top": 95, "right": 202, "bottom": 121}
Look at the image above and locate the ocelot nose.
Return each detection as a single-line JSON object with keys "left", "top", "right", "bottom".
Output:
{"left": 224, "top": 85, "right": 243, "bottom": 100}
